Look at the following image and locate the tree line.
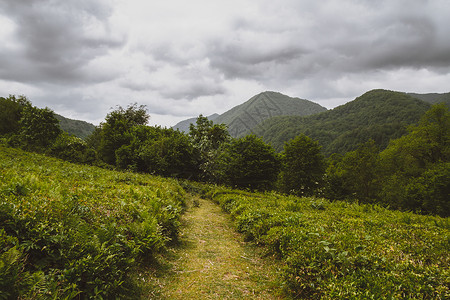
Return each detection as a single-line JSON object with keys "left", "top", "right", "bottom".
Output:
{"left": 1, "top": 95, "right": 448, "bottom": 217}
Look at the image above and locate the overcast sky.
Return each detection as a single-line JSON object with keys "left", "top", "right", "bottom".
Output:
{"left": 1, "top": 0, "right": 449, "bottom": 127}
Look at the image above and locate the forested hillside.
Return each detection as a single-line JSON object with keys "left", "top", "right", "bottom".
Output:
{"left": 255, "top": 89, "right": 432, "bottom": 155}
{"left": 173, "top": 91, "right": 327, "bottom": 137}
{"left": 55, "top": 114, "right": 96, "bottom": 139}
{"left": 408, "top": 91, "right": 450, "bottom": 107}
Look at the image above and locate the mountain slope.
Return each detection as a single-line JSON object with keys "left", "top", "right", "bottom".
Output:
{"left": 214, "top": 91, "right": 327, "bottom": 137}
{"left": 254, "top": 89, "right": 432, "bottom": 155}
{"left": 172, "top": 113, "right": 219, "bottom": 133}
{"left": 172, "top": 91, "right": 326, "bottom": 137}
{"left": 407, "top": 92, "right": 450, "bottom": 107}
{"left": 55, "top": 114, "right": 96, "bottom": 139}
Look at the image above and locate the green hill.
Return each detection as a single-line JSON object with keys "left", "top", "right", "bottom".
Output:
{"left": 173, "top": 113, "right": 219, "bottom": 133}
{"left": 254, "top": 89, "right": 432, "bottom": 155}
{"left": 172, "top": 91, "right": 327, "bottom": 137}
{"left": 55, "top": 114, "right": 96, "bottom": 139}
{"left": 407, "top": 92, "right": 450, "bottom": 107}
{"left": 214, "top": 91, "right": 327, "bottom": 137}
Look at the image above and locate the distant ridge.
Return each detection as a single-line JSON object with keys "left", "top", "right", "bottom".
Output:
{"left": 173, "top": 113, "right": 219, "bottom": 133}
{"left": 407, "top": 92, "right": 450, "bottom": 107}
{"left": 172, "top": 91, "right": 327, "bottom": 137}
{"left": 55, "top": 114, "right": 95, "bottom": 140}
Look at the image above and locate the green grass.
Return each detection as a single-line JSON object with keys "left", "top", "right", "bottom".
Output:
{"left": 196, "top": 185, "right": 449, "bottom": 299}
{"left": 0, "top": 146, "right": 185, "bottom": 298}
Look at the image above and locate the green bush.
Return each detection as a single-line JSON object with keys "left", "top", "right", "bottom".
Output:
{"left": 0, "top": 146, "right": 186, "bottom": 298}
{"left": 206, "top": 186, "right": 449, "bottom": 298}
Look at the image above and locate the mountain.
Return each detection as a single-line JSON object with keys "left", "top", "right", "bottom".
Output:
{"left": 254, "top": 89, "right": 433, "bottom": 155}
{"left": 55, "top": 114, "right": 96, "bottom": 140}
{"left": 407, "top": 92, "right": 450, "bottom": 107}
{"left": 173, "top": 113, "right": 219, "bottom": 133}
{"left": 172, "top": 91, "right": 327, "bottom": 137}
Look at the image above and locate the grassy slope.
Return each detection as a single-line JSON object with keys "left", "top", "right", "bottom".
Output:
{"left": 198, "top": 185, "right": 449, "bottom": 299}
{"left": 255, "top": 89, "right": 432, "bottom": 154}
{"left": 0, "top": 146, "right": 185, "bottom": 298}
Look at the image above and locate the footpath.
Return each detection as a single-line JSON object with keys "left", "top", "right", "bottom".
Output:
{"left": 144, "top": 197, "right": 283, "bottom": 299}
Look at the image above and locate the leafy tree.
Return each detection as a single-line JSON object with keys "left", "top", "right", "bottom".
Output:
{"left": 0, "top": 95, "right": 31, "bottom": 136}
{"left": 138, "top": 131, "right": 199, "bottom": 178}
{"left": 278, "top": 135, "right": 325, "bottom": 196}
{"left": 378, "top": 104, "right": 450, "bottom": 215}
{"left": 18, "top": 105, "right": 62, "bottom": 150}
{"left": 189, "top": 115, "right": 230, "bottom": 180}
{"left": 332, "top": 140, "right": 381, "bottom": 202}
{"left": 48, "top": 132, "right": 96, "bottom": 164}
{"left": 219, "top": 135, "right": 280, "bottom": 190}
{"left": 97, "top": 103, "right": 149, "bottom": 165}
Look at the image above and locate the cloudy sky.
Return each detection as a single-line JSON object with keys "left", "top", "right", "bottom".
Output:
{"left": 1, "top": 0, "right": 449, "bottom": 127}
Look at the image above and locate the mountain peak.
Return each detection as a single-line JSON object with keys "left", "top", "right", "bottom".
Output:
{"left": 213, "top": 91, "right": 327, "bottom": 137}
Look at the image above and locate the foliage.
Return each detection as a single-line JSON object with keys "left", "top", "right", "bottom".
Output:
{"left": 197, "top": 185, "right": 449, "bottom": 299}
{"left": 97, "top": 103, "right": 149, "bottom": 165}
{"left": 218, "top": 135, "right": 280, "bottom": 190}
{"left": 0, "top": 146, "right": 185, "bottom": 298}
{"left": 378, "top": 104, "right": 450, "bottom": 216}
{"left": 0, "top": 95, "right": 31, "bottom": 136}
{"left": 189, "top": 115, "right": 230, "bottom": 180}
{"left": 48, "top": 132, "right": 97, "bottom": 164}
{"left": 255, "top": 89, "right": 432, "bottom": 155}
{"left": 278, "top": 135, "right": 326, "bottom": 196}
{"left": 17, "top": 105, "right": 62, "bottom": 151}
{"left": 327, "top": 140, "right": 381, "bottom": 203}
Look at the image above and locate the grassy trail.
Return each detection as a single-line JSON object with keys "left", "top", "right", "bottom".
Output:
{"left": 144, "top": 197, "right": 284, "bottom": 299}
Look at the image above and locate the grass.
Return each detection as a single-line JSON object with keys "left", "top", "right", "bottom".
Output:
{"left": 142, "top": 196, "right": 284, "bottom": 299}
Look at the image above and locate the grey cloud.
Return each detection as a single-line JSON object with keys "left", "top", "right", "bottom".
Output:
{"left": 0, "top": 0, "right": 126, "bottom": 85}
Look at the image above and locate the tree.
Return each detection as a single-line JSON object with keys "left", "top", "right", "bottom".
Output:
{"left": 337, "top": 140, "right": 381, "bottom": 202}
{"left": 279, "top": 135, "right": 325, "bottom": 196}
{"left": 0, "top": 95, "right": 31, "bottom": 136}
{"left": 97, "top": 103, "right": 149, "bottom": 165}
{"left": 220, "top": 135, "right": 280, "bottom": 190}
{"left": 138, "top": 130, "right": 199, "bottom": 178}
{"left": 18, "top": 105, "right": 62, "bottom": 150}
{"left": 378, "top": 104, "right": 450, "bottom": 215}
{"left": 189, "top": 115, "right": 230, "bottom": 181}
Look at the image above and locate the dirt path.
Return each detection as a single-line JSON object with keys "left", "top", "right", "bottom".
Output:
{"left": 144, "top": 197, "right": 283, "bottom": 299}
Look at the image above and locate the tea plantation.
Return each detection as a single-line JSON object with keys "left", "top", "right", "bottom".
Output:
{"left": 199, "top": 185, "right": 449, "bottom": 299}
{"left": 0, "top": 146, "right": 185, "bottom": 298}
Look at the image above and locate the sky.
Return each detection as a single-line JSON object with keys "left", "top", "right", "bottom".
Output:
{"left": 1, "top": 0, "right": 450, "bottom": 127}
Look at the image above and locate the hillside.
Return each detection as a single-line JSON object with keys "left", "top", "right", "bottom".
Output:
{"left": 254, "top": 89, "right": 432, "bottom": 155}
{"left": 408, "top": 92, "right": 450, "bottom": 107}
{"left": 172, "top": 91, "right": 327, "bottom": 137}
{"left": 0, "top": 146, "right": 185, "bottom": 298}
{"left": 173, "top": 113, "right": 219, "bottom": 133}
{"left": 55, "top": 114, "right": 96, "bottom": 139}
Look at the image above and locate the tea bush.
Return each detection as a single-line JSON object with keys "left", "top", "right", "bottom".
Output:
{"left": 202, "top": 185, "right": 449, "bottom": 299}
{"left": 0, "top": 146, "right": 185, "bottom": 298}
